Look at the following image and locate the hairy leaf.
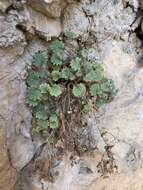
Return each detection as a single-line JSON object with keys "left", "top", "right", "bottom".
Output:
{"left": 27, "top": 71, "right": 39, "bottom": 87}
{"left": 40, "top": 83, "right": 50, "bottom": 94}
{"left": 51, "top": 70, "right": 61, "bottom": 81}
{"left": 27, "top": 88, "right": 41, "bottom": 101}
{"left": 83, "top": 63, "right": 93, "bottom": 74}
{"left": 64, "top": 31, "right": 75, "bottom": 39}
{"left": 49, "top": 84, "right": 62, "bottom": 97}
{"left": 84, "top": 70, "right": 103, "bottom": 82}
{"left": 83, "top": 104, "right": 91, "bottom": 113}
{"left": 35, "top": 110, "right": 48, "bottom": 120}
{"left": 61, "top": 67, "right": 75, "bottom": 80}
{"left": 72, "top": 83, "right": 86, "bottom": 97}
{"left": 70, "top": 57, "right": 81, "bottom": 71}
{"left": 51, "top": 40, "right": 64, "bottom": 52}
{"left": 80, "top": 48, "right": 88, "bottom": 58}
{"left": 26, "top": 98, "right": 38, "bottom": 107}
{"left": 51, "top": 54, "right": 63, "bottom": 65}
{"left": 33, "top": 52, "right": 46, "bottom": 67}
{"left": 49, "top": 113, "right": 58, "bottom": 128}
{"left": 38, "top": 71, "right": 49, "bottom": 79}
{"left": 90, "top": 83, "right": 100, "bottom": 96}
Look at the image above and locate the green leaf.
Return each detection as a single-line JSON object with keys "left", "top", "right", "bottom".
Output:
{"left": 90, "top": 83, "right": 100, "bottom": 96}
{"left": 61, "top": 67, "right": 75, "bottom": 80}
{"left": 64, "top": 31, "right": 75, "bottom": 39}
{"left": 26, "top": 98, "right": 38, "bottom": 107}
{"left": 49, "top": 113, "right": 58, "bottom": 129}
{"left": 49, "top": 113, "right": 58, "bottom": 122}
{"left": 84, "top": 70, "right": 103, "bottom": 82}
{"left": 75, "top": 70, "right": 82, "bottom": 77}
{"left": 51, "top": 40, "right": 64, "bottom": 52}
{"left": 80, "top": 48, "right": 88, "bottom": 58}
{"left": 33, "top": 52, "right": 46, "bottom": 67}
{"left": 49, "top": 84, "right": 62, "bottom": 97}
{"left": 70, "top": 57, "right": 81, "bottom": 71}
{"left": 34, "top": 103, "right": 45, "bottom": 112}
{"left": 96, "top": 99, "right": 105, "bottom": 108}
{"left": 38, "top": 71, "right": 49, "bottom": 79}
{"left": 26, "top": 88, "right": 41, "bottom": 107}
{"left": 83, "top": 63, "right": 93, "bottom": 74}
{"left": 51, "top": 70, "right": 61, "bottom": 81}
{"left": 72, "top": 83, "right": 86, "bottom": 97}
{"left": 35, "top": 110, "right": 48, "bottom": 120}
{"left": 51, "top": 54, "right": 63, "bottom": 65}
{"left": 92, "top": 63, "right": 103, "bottom": 72}
{"left": 40, "top": 83, "right": 50, "bottom": 94}
{"left": 37, "top": 119, "right": 49, "bottom": 129}
{"left": 83, "top": 104, "right": 91, "bottom": 113}
{"left": 27, "top": 88, "right": 41, "bottom": 101}
{"left": 27, "top": 71, "right": 40, "bottom": 87}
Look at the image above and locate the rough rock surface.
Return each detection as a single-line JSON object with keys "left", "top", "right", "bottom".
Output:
{"left": 0, "top": 0, "right": 143, "bottom": 190}
{"left": 27, "top": 0, "right": 66, "bottom": 18}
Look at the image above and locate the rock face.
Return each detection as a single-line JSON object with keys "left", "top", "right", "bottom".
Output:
{"left": 27, "top": 0, "right": 65, "bottom": 18}
{"left": 0, "top": 0, "right": 143, "bottom": 190}
{"left": 0, "top": 125, "right": 17, "bottom": 190}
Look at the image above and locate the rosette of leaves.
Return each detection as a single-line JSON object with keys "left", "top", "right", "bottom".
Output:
{"left": 26, "top": 31, "right": 117, "bottom": 135}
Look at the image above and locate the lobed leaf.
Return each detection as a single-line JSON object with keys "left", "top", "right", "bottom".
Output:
{"left": 51, "top": 70, "right": 61, "bottom": 81}
{"left": 51, "top": 40, "right": 64, "bottom": 52}
{"left": 70, "top": 57, "right": 81, "bottom": 72}
{"left": 72, "top": 83, "right": 86, "bottom": 97}
{"left": 33, "top": 52, "right": 47, "bottom": 67}
{"left": 35, "top": 110, "right": 48, "bottom": 120}
{"left": 84, "top": 70, "right": 103, "bottom": 82}
{"left": 40, "top": 83, "right": 50, "bottom": 94}
{"left": 90, "top": 83, "right": 100, "bottom": 96}
{"left": 27, "top": 71, "right": 40, "bottom": 87}
{"left": 80, "top": 48, "right": 88, "bottom": 58}
{"left": 61, "top": 67, "right": 75, "bottom": 80}
{"left": 49, "top": 113, "right": 58, "bottom": 128}
{"left": 64, "top": 31, "right": 75, "bottom": 39}
{"left": 49, "top": 84, "right": 62, "bottom": 97}
{"left": 51, "top": 54, "right": 63, "bottom": 65}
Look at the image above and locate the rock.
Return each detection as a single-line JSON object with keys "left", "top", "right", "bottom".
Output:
{"left": 19, "top": 6, "right": 62, "bottom": 40}
{"left": 83, "top": 0, "right": 136, "bottom": 58}
{"left": 0, "top": 15, "right": 25, "bottom": 47}
{"left": 63, "top": 4, "right": 89, "bottom": 36}
{"left": 0, "top": 123, "right": 17, "bottom": 190}
{"left": 139, "top": 0, "right": 143, "bottom": 9}
{"left": 0, "top": 13, "right": 45, "bottom": 190}
{"left": 0, "top": 0, "right": 12, "bottom": 12}
{"left": 27, "top": 0, "right": 66, "bottom": 18}
{"left": 16, "top": 152, "right": 102, "bottom": 190}
{"left": 9, "top": 136, "right": 35, "bottom": 170}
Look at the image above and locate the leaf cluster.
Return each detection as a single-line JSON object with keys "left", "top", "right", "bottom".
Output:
{"left": 26, "top": 32, "right": 117, "bottom": 135}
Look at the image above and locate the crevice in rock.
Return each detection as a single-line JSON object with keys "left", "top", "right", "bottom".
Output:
{"left": 135, "top": 21, "right": 143, "bottom": 43}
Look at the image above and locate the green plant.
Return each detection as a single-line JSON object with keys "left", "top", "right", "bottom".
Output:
{"left": 26, "top": 32, "right": 117, "bottom": 135}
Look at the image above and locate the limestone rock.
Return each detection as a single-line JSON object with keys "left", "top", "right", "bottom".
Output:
{"left": 9, "top": 136, "right": 35, "bottom": 170}
{"left": 0, "top": 0, "right": 12, "bottom": 12}
{"left": 27, "top": 0, "right": 66, "bottom": 18}
{"left": 19, "top": 6, "right": 62, "bottom": 40}
{"left": 0, "top": 123, "right": 17, "bottom": 190}
{"left": 63, "top": 4, "right": 89, "bottom": 36}
{"left": 0, "top": 15, "right": 25, "bottom": 47}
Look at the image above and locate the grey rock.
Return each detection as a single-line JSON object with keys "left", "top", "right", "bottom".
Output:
{"left": 63, "top": 4, "right": 89, "bottom": 36}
